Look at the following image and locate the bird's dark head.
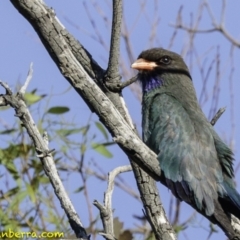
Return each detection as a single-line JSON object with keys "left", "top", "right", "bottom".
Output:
{"left": 132, "top": 48, "right": 192, "bottom": 94}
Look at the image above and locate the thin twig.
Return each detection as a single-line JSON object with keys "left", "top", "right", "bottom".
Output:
{"left": 105, "top": 0, "right": 122, "bottom": 82}
{"left": 171, "top": 1, "right": 240, "bottom": 48}
{"left": 105, "top": 165, "right": 132, "bottom": 211}
{"left": 85, "top": 166, "right": 140, "bottom": 200}
{"left": 106, "top": 75, "right": 138, "bottom": 91}
{"left": 208, "top": 46, "right": 221, "bottom": 121}
{"left": 19, "top": 62, "right": 33, "bottom": 95}
{"left": 229, "top": 45, "right": 236, "bottom": 152}
{"left": 210, "top": 107, "right": 226, "bottom": 126}
{"left": 93, "top": 165, "right": 132, "bottom": 240}
{"left": 83, "top": 1, "right": 109, "bottom": 51}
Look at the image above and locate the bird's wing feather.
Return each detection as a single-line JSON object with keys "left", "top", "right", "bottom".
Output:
{"left": 144, "top": 93, "right": 225, "bottom": 215}
{"left": 213, "top": 134, "right": 234, "bottom": 178}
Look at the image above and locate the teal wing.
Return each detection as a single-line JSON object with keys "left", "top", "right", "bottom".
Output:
{"left": 143, "top": 93, "right": 225, "bottom": 216}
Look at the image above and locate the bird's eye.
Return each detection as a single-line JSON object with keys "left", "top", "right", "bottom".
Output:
{"left": 160, "top": 56, "right": 171, "bottom": 65}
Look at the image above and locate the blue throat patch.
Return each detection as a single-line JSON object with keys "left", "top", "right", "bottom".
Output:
{"left": 141, "top": 77, "right": 163, "bottom": 93}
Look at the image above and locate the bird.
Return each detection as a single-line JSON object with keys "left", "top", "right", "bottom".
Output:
{"left": 131, "top": 48, "right": 240, "bottom": 240}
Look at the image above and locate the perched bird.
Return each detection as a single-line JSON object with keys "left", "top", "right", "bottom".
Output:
{"left": 132, "top": 48, "right": 240, "bottom": 239}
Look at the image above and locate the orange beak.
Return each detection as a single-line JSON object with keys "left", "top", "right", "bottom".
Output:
{"left": 131, "top": 58, "right": 158, "bottom": 71}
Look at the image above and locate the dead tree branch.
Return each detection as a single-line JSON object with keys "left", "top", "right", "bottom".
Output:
{"left": 171, "top": 1, "right": 240, "bottom": 48}
{"left": 93, "top": 165, "right": 132, "bottom": 239}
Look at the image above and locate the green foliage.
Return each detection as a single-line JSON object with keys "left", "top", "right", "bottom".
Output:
{"left": 47, "top": 106, "right": 69, "bottom": 114}
{"left": 91, "top": 142, "right": 113, "bottom": 158}
{"left": 95, "top": 121, "right": 108, "bottom": 140}
{"left": 24, "top": 92, "right": 45, "bottom": 105}
{"left": 174, "top": 225, "right": 186, "bottom": 234}
{"left": 56, "top": 128, "right": 84, "bottom": 137}
{"left": 0, "top": 89, "right": 114, "bottom": 236}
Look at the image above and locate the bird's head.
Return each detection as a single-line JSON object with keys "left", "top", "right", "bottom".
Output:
{"left": 131, "top": 48, "right": 192, "bottom": 94}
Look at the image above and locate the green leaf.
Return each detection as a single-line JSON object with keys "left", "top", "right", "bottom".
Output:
{"left": 57, "top": 128, "right": 83, "bottom": 137}
{"left": 39, "top": 176, "right": 50, "bottom": 184}
{"left": 74, "top": 186, "right": 84, "bottom": 193}
{"left": 101, "top": 142, "right": 116, "bottom": 146}
{"left": 24, "top": 92, "right": 42, "bottom": 104}
{"left": 61, "top": 145, "right": 68, "bottom": 154}
{"left": 174, "top": 225, "right": 186, "bottom": 234}
{"left": 95, "top": 122, "right": 108, "bottom": 140}
{"left": 57, "top": 126, "right": 90, "bottom": 137}
{"left": 91, "top": 143, "right": 113, "bottom": 158}
{"left": 80, "top": 125, "right": 90, "bottom": 136}
{"left": 47, "top": 106, "right": 69, "bottom": 114}
{"left": 0, "top": 187, "right": 20, "bottom": 200}
{"left": 0, "top": 128, "right": 17, "bottom": 135}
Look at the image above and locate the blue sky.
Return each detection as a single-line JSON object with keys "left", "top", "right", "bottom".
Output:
{"left": 1, "top": 1, "right": 240, "bottom": 240}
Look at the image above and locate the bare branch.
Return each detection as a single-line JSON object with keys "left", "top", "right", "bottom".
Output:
{"left": 106, "top": 75, "right": 138, "bottom": 91}
{"left": 105, "top": 165, "right": 132, "bottom": 211}
{"left": 19, "top": 62, "right": 33, "bottom": 95}
{"left": 210, "top": 107, "right": 226, "bottom": 126}
{"left": 94, "top": 165, "right": 132, "bottom": 239}
{"left": 171, "top": 1, "right": 240, "bottom": 48}
{"left": 83, "top": 1, "right": 109, "bottom": 51}
{"left": 104, "top": 0, "right": 122, "bottom": 84}
{"left": 120, "top": 75, "right": 138, "bottom": 89}
{"left": 83, "top": 166, "right": 141, "bottom": 201}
